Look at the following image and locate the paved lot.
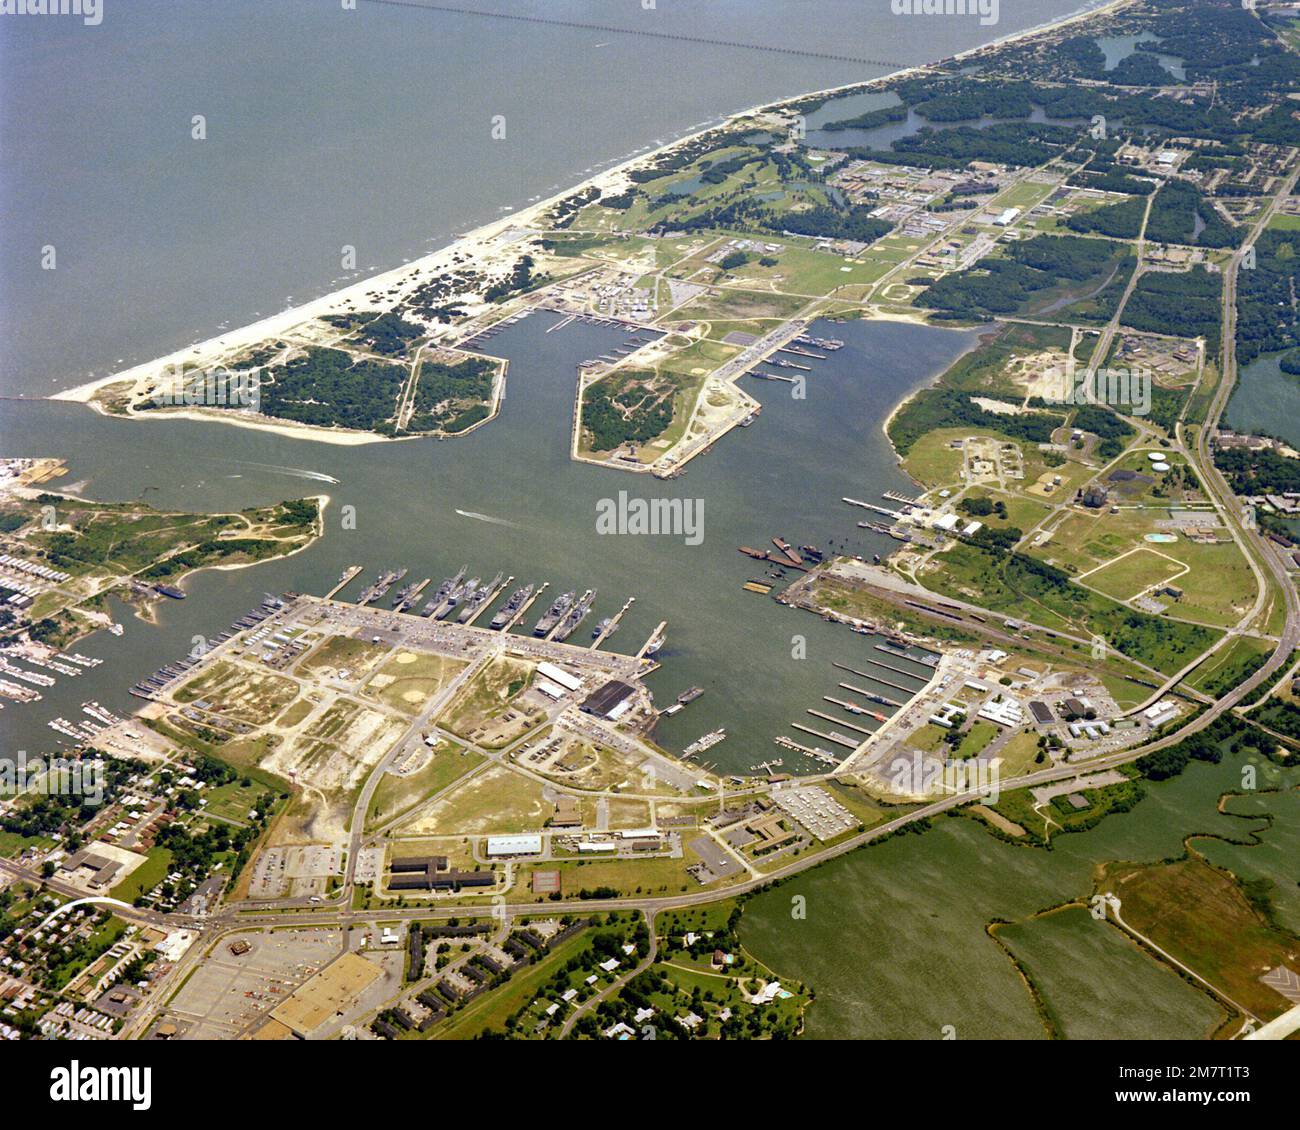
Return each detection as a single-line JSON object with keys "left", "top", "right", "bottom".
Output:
{"left": 161, "top": 928, "right": 341, "bottom": 1039}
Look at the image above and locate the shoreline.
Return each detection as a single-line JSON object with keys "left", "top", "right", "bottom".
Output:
{"left": 51, "top": 0, "right": 1128, "bottom": 426}
{"left": 21, "top": 492, "right": 330, "bottom": 645}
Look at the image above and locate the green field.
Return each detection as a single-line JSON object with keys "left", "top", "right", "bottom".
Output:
{"left": 920, "top": 541, "right": 1221, "bottom": 674}
{"left": 739, "top": 747, "right": 1295, "bottom": 1038}
{"left": 110, "top": 846, "right": 173, "bottom": 905}
{"left": 994, "top": 906, "right": 1225, "bottom": 1039}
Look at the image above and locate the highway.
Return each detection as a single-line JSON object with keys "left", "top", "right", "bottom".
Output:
{"left": 20, "top": 116, "right": 1300, "bottom": 1047}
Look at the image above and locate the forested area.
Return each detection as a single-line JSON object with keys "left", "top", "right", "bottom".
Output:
{"left": 582, "top": 370, "right": 680, "bottom": 451}
{"left": 1123, "top": 268, "right": 1223, "bottom": 353}
{"left": 406, "top": 355, "right": 498, "bottom": 434}
{"left": 258, "top": 347, "right": 405, "bottom": 432}
{"left": 915, "top": 235, "right": 1131, "bottom": 320}
{"left": 1236, "top": 228, "right": 1300, "bottom": 367}
{"left": 887, "top": 388, "right": 1063, "bottom": 455}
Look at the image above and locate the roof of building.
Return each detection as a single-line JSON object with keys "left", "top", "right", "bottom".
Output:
{"left": 485, "top": 834, "right": 543, "bottom": 856}
{"left": 580, "top": 679, "right": 636, "bottom": 718}
{"left": 270, "top": 952, "right": 383, "bottom": 1037}
{"left": 537, "top": 662, "right": 582, "bottom": 692}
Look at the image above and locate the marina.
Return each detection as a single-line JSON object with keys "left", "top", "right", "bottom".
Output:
{"left": 2, "top": 311, "right": 978, "bottom": 773}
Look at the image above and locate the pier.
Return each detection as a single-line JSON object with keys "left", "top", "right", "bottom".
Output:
{"left": 877, "top": 643, "right": 938, "bottom": 667}
{"left": 791, "top": 722, "right": 857, "bottom": 750}
{"left": 824, "top": 696, "right": 886, "bottom": 722}
{"left": 882, "top": 491, "right": 923, "bottom": 507}
{"left": 832, "top": 661, "right": 920, "bottom": 695}
{"left": 806, "top": 708, "right": 873, "bottom": 736}
{"left": 546, "top": 588, "right": 593, "bottom": 641}
{"left": 591, "top": 595, "right": 635, "bottom": 650}
{"left": 842, "top": 498, "right": 905, "bottom": 519}
{"left": 774, "top": 735, "right": 840, "bottom": 765}
{"left": 838, "top": 682, "right": 901, "bottom": 707}
{"left": 325, "top": 565, "right": 363, "bottom": 599}
{"left": 395, "top": 577, "right": 430, "bottom": 612}
{"left": 464, "top": 574, "right": 513, "bottom": 626}
{"left": 862, "top": 654, "right": 931, "bottom": 681}
{"left": 636, "top": 620, "right": 667, "bottom": 659}
{"left": 503, "top": 581, "right": 548, "bottom": 633}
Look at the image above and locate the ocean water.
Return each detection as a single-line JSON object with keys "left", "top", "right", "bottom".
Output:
{"left": 1, "top": 0, "right": 1104, "bottom": 396}
{"left": 0, "top": 0, "right": 1104, "bottom": 767}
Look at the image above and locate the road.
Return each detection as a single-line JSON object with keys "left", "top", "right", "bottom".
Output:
{"left": 26, "top": 135, "right": 1300, "bottom": 1046}
{"left": 559, "top": 910, "right": 657, "bottom": 1039}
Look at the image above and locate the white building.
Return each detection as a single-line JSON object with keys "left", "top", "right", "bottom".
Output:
{"left": 534, "top": 679, "right": 566, "bottom": 701}
{"left": 485, "top": 834, "right": 543, "bottom": 857}
{"left": 978, "top": 698, "right": 1023, "bottom": 727}
{"left": 1143, "top": 700, "right": 1180, "bottom": 727}
{"left": 537, "top": 662, "right": 582, "bottom": 692}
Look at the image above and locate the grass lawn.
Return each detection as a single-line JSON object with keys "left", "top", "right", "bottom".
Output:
{"left": 514, "top": 847, "right": 706, "bottom": 901}
{"left": 908, "top": 723, "right": 951, "bottom": 752}
{"left": 400, "top": 764, "right": 550, "bottom": 836}
{"left": 1185, "top": 635, "right": 1271, "bottom": 697}
{"left": 366, "top": 745, "right": 486, "bottom": 831}
{"left": 1082, "top": 547, "right": 1186, "bottom": 601}
{"left": 0, "top": 830, "right": 55, "bottom": 858}
{"left": 960, "top": 721, "right": 1000, "bottom": 758}
{"left": 992, "top": 729, "right": 1044, "bottom": 777}
{"left": 204, "top": 779, "right": 274, "bottom": 826}
{"left": 364, "top": 651, "right": 467, "bottom": 714}
{"left": 110, "top": 846, "right": 173, "bottom": 904}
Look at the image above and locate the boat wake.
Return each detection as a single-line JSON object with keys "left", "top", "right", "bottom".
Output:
{"left": 201, "top": 458, "right": 340, "bottom": 485}
{"left": 455, "top": 508, "right": 522, "bottom": 528}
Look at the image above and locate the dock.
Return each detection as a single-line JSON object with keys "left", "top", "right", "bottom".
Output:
{"left": 882, "top": 491, "right": 923, "bottom": 506}
{"left": 771, "top": 538, "right": 803, "bottom": 566}
{"left": 832, "top": 661, "right": 920, "bottom": 695}
{"left": 736, "top": 547, "right": 809, "bottom": 572}
{"left": 843, "top": 497, "right": 905, "bottom": 519}
{"left": 395, "top": 577, "right": 431, "bottom": 612}
{"left": 791, "top": 722, "right": 857, "bottom": 750}
{"left": 637, "top": 620, "right": 668, "bottom": 660}
{"left": 591, "top": 595, "right": 635, "bottom": 649}
{"left": 861, "top": 655, "right": 931, "bottom": 681}
{"left": 503, "top": 581, "right": 548, "bottom": 633}
{"left": 325, "top": 566, "right": 363, "bottom": 599}
{"left": 464, "top": 574, "right": 513, "bottom": 627}
{"left": 824, "top": 696, "right": 886, "bottom": 722}
{"left": 806, "top": 708, "right": 873, "bottom": 736}
{"left": 877, "top": 643, "right": 938, "bottom": 667}
{"left": 837, "top": 682, "right": 901, "bottom": 707}
{"left": 547, "top": 588, "right": 593, "bottom": 641}
{"left": 774, "top": 735, "right": 841, "bottom": 765}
